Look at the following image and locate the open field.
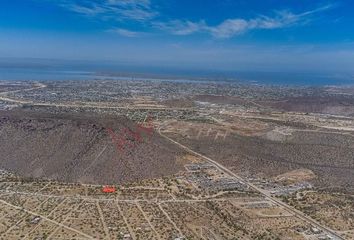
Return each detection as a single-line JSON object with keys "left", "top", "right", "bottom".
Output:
{"left": 161, "top": 116, "right": 354, "bottom": 191}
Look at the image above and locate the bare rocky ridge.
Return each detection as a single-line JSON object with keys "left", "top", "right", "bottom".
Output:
{"left": 262, "top": 95, "right": 354, "bottom": 116}
{"left": 0, "top": 110, "right": 184, "bottom": 184}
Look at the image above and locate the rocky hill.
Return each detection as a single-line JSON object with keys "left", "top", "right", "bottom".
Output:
{"left": 0, "top": 110, "right": 184, "bottom": 184}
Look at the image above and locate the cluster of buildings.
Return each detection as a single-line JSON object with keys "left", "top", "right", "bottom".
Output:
{"left": 247, "top": 176, "right": 313, "bottom": 197}
{"left": 184, "top": 162, "right": 249, "bottom": 192}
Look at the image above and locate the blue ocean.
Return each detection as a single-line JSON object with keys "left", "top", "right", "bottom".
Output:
{"left": 0, "top": 66, "right": 353, "bottom": 86}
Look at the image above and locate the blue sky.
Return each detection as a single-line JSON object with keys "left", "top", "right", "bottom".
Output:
{"left": 0, "top": 0, "right": 354, "bottom": 74}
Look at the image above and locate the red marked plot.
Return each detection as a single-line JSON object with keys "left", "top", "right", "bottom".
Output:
{"left": 106, "top": 115, "right": 155, "bottom": 155}
{"left": 136, "top": 115, "right": 154, "bottom": 138}
{"left": 102, "top": 186, "right": 116, "bottom": 193}
{"left": 121, "top": 128, "right": 143, "bottom": 145}
{"left": 107, "top": 127, "right": 127, "bottom": 153}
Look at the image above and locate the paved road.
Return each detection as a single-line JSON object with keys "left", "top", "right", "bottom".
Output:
{"left": 158, "top": 125, "right": 345, "bottom": 240}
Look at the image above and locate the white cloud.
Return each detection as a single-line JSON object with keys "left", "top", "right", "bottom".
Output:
{"left": 66, "top": 3, "right": 106, "bottom": 16}
{"left": 153, "top": 20, "right": 207, "bottom": 35}
{"left": 155, "top": 4, "right": 334, "bottom": 38}
{"left": 59, "top": 0, "right": 156, "bottom": 21}
{"left": 56, "top": 1, "right": 334, "bottom": 39}
{"left": 110, "top": 28, "right": 140, "bottom": 37}
{"left": 208, "top": 19, "right": 249, "bottom": 38}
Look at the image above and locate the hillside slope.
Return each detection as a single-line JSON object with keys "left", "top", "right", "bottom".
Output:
{"left": 0, "top": 110, "right": 184, "bottom": 184}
